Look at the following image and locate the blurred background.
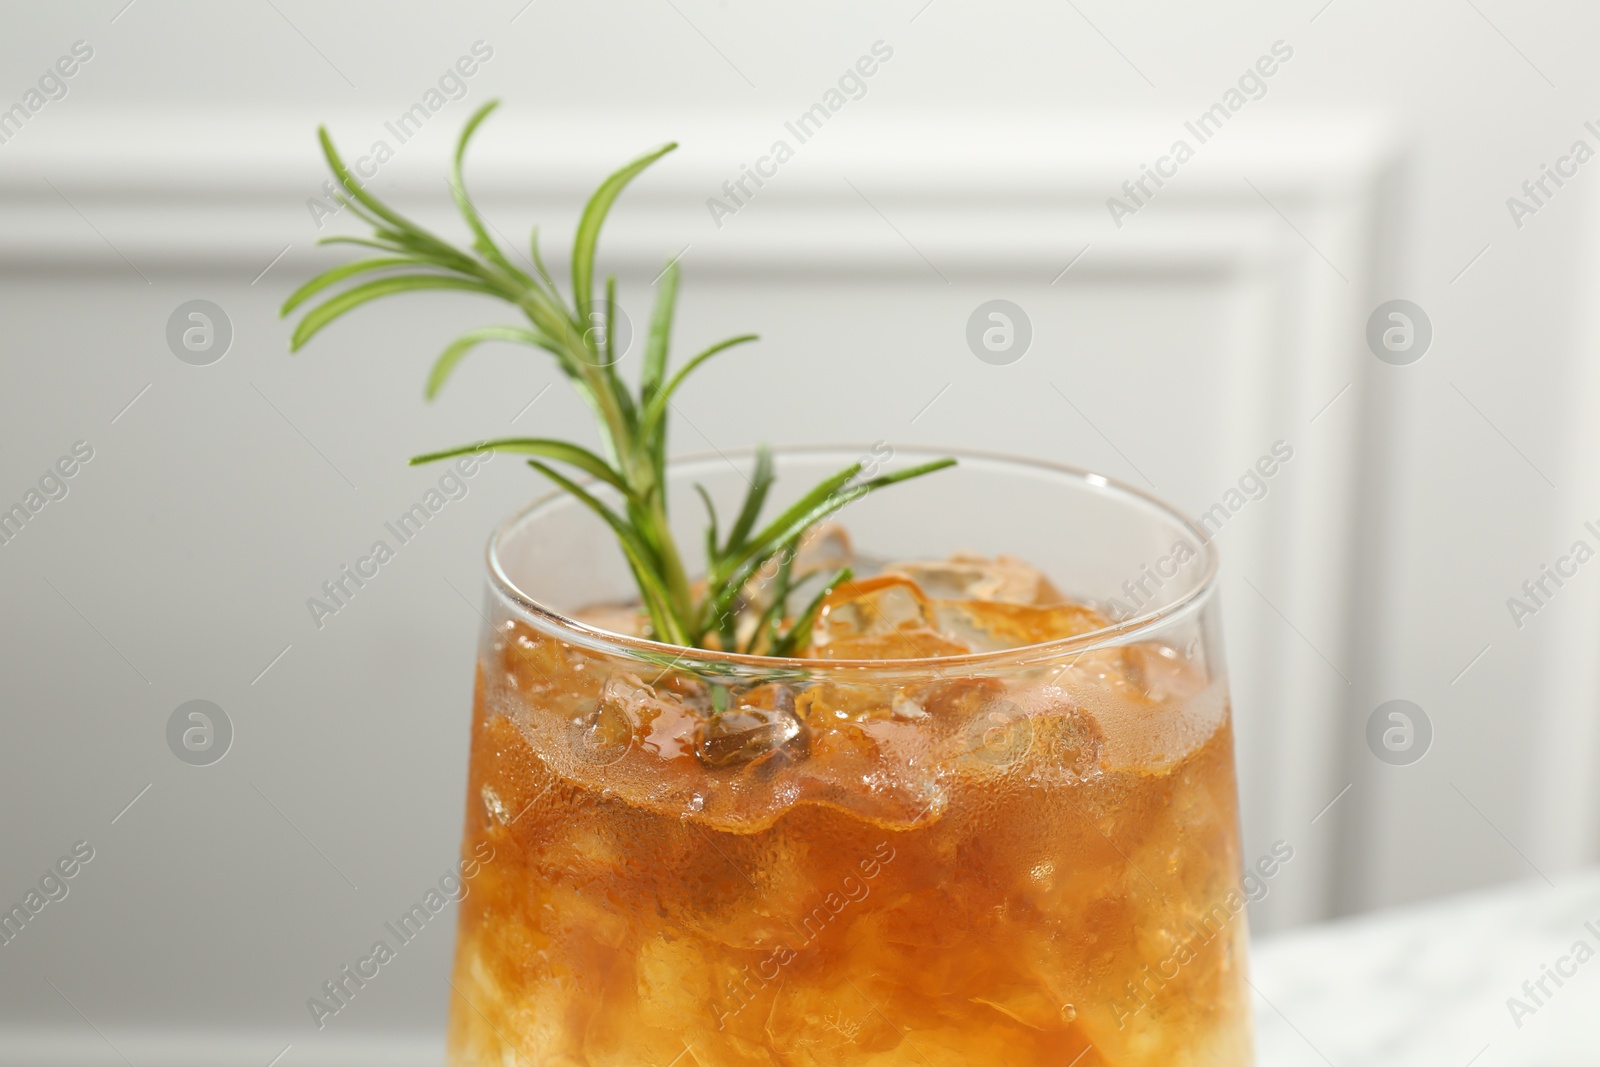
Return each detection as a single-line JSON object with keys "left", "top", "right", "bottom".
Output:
{"left": 2, "top": 0, "right": 1597, "bottom": 1061}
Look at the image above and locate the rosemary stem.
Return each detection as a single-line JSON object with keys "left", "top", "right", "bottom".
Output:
{"left": 647, "top": 492, "right": 695, "bottom": 629}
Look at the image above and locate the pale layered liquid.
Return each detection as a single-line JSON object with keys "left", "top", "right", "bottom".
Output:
{"left": 446, "top": 574, "right": 1253, "bottom": 1065}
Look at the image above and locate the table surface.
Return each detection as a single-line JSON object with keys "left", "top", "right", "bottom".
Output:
{"left": 1250, "top": 868, "right": 1600, "bottom": 1066}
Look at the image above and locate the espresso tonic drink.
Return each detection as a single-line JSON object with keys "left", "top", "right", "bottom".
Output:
{"left": 446, "top": 452, "right": 1253, "bottom": 1066}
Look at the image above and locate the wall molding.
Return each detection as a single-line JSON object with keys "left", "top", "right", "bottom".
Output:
{"left": 0, "top": 111, "right": 1396, "bottom": 273}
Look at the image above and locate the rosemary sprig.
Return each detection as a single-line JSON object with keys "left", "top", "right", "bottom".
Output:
{"left": 282, "top": 100, "right": 955, "bottom": 652}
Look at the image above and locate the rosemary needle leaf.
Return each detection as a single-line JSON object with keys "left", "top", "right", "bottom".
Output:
{"left": 723, "top": 444, "right": 774, "bottom": 556}
{"left": 291, "top": 276, "right": 499, "bottom": 352}
{"left": 601, "top": 274, "right": 637, "bottom": 430}
{"left": 413, "top": 438, "right": 628, "bottom": 494}
{"left": 703, "top": 463, "right": 861, "bottom": 626}
{"left": 694, "top": 483, "right": 721, "bottom": 568}
{"left": 571, "top": 142, "right": 678, "bottom": 321}
{"left": 705, "top": 459, "right": 956, "bottom": 627}
{"left": 528, "top": 226, "right": 560, "bottom": 296}
{"left": 602, "top": 274, "right": 617, "bottom": 367}
{"left": 315, "top": 235, "right": 415, "bottom": 256}
{"left": 721, "top": 463, "right": 862, "bottom": 579}
{"left": 526, "top": 460, "right": 686, "bottom": 645}
{"left": 448, "top": 106, "right": 532, "bottom": 287}
{"left": 448, "top": 106, "right": 503, "bottom": 248}
{"left": 280, "top": 257, "right": 415, "bottom": 317}
{"left": 860, "top": 456, "right": 960, "bottom": 490}
{"left": 773, "top": 566, "right": 852, "bottom": 657}
{"left": 453, "top": 100, "right": 500, "bottom": 169}
{"left": 639, "top": 259, "right": 679, "bottom": 405}
{"left": 639, "top": 333, "right": 760, "bottom": 446}
{"left": 318, "top": 127, "right": 436, "bottom": 246}
{"left": 745, "top": 546, "right": 795, "bottom": 655}
{"left": 425, "top": 326, "right": 551, "bottom": 399}
{"left": 318, "top": 131, "right": 483, "bottom": 277}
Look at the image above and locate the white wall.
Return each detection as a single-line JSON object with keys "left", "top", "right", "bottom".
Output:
{"left": 2, "top": 0, "right": 1598, "bottom": 1054}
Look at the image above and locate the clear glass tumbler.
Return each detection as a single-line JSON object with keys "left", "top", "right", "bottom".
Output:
{"left": 447, "top": 448, "right": 1252, "bottom": 1065}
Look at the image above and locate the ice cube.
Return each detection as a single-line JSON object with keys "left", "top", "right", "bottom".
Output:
{"left": 569, "top": 681, "right": 638, "bottom": 767}
{"left": 568, "top": 673, "right": 695, "bottom": 769}
{"left": 884, "top": 552, "right": 1064, "bottom": 605}
{"left": 634, "top": 935, "right": 717, "bottom": 1029}
{"left": 935, "top": 683, "right": 1105, "bottom": 781}
{"left": 764, "top": 975, "right": 901, "bottom": 1063}
{"left": 1117, "top": 641, "right": 1209, "bottom": 705}
{"left": 792, "top": 521, "right": 853, "bottom": 577}
{"left": 961, "top": 698, "right": 1035, "bottom": 768}
{"left": 817, "top": 575, "right": 929, "bottom": 637}
{"left": 920, "top": 676, "right": 1011, "bottom": 725}
{"left": 639, "top": 695, "right": 699, "bottom": 765}
{"left": 808, "top": 575, "right": 973, "bottom": 660}
{"left": 809, "top": 631, "right": 973, "bottom": 660}
{"left": 892, "top": 692, "right": 929, "bottom": 721}
{"left": 695, "top": 683, "right": 808, "bottom": 768}
{"left": 931, "top": 599, "right": 1110, "bottom": 652}
{"left": 1023, "top": 689, "right": 1106, "bottom": 783}
{"left": 794, "top": 681, "right": 896, "bottom": 725}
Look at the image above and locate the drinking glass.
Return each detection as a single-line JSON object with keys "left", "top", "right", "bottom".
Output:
{"left": 447, "top": 448, "right": 1252, "bottom": 1065}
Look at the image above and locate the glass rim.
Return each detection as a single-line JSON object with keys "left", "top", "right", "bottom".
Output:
{"left": 485, "top": 445, "right": 1220, "bottom": 671}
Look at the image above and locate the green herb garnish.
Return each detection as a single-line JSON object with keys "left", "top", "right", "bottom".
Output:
{"left": 282, "top": 100, "right": 954, "bottom": 652}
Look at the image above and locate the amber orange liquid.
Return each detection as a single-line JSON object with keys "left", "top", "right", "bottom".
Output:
{"left": 446, "top": 617, "right": 1252, "bottom": 1065}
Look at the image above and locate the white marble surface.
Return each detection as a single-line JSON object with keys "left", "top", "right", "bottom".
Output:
{"left": 1251, "top": 869, "right": 1600, "bottom": 1066}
